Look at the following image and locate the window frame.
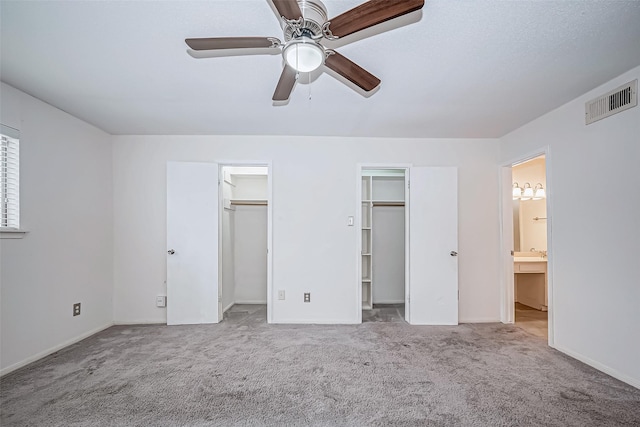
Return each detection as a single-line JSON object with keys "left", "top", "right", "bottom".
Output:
{"left": 0, "top": 124, "right": 25, "bottom": 238}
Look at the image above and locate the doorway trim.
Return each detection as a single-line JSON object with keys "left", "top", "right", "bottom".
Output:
{"left": 218, "top": 161, "right": 273, "bottom": 324}
{"left": 499, "top": 147, "right": 555, "bottom": 347}
{"left": 356, "top": 163, "right": 411, "bottom": 324}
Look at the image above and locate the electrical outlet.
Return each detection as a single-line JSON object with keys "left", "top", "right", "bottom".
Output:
{"left": 278, "top": 290, "right": 285, "bottom": 300}
{"left": 73, "top": 303, "right": 81, "bottom": 316}
{"left": 156, "top": 296, "right": 167, "bottom": 307}
{"left": 304, "top": 293, "right": 310, "bottom": 303}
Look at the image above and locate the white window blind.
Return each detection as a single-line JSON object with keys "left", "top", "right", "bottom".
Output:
{"left": 1, "top": 125, "right": 20, "bottom": 229}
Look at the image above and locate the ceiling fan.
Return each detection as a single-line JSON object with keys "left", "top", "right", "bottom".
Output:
{"left": 185, "top": 0, "right": 425, "bottom": 102}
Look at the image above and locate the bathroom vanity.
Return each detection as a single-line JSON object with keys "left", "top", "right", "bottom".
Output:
{"left": 514, "top": 256, "right": 547, "bottom": 311}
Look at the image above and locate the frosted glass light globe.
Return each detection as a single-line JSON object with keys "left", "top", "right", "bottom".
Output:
{"left": 283, "top": 38, "right": 324, "bottom": 72}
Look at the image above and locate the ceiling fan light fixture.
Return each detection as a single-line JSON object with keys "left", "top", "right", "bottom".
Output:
{"left": 283, "top": 38, "right": 324, "bottom": 72}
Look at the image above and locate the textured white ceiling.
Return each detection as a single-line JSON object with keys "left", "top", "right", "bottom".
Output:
{"left": 2, "top": 0, "right": 640, "bottom": 138}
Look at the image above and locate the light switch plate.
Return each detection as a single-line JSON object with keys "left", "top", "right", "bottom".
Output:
{"left": 348, "top": 216, "right": 354, "bottom": 226}
{"left": 278, "top": 290, "right": 285, "bottom": 300}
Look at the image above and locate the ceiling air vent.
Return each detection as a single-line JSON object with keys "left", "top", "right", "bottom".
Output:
{"left": 585, "top": 79, "right": 637, "bottom": 125}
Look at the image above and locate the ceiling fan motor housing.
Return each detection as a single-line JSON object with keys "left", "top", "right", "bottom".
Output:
{"left": 282, "top": 0, "right": 328, "bottom": 41}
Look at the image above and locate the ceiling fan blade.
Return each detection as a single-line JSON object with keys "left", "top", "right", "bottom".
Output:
{"left": 326, "top": 0, "right": 424, "bottom": 39}
{"left": 185, "top": 37, "right": 280, "bottom": 51}
{"left": 325, "top": 51, "right": 380, "bottom": 92}
{"left": 273, "top": 65, "right": 298, "bottom": 101}
{"left": 272, "top": 0, "right": 303, "bottom": 21}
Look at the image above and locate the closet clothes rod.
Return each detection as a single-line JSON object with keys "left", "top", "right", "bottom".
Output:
{"left": 230, "top": 199, "right": 268, "bottom": 206}
{"left": 372, "top": 201, "right": 405, "bottom": 207}
{"left": 533, "top": 217, "right": 547, "bottom": 221}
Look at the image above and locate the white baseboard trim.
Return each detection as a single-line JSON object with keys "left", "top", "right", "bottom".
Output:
{"left": 517, "top": 297, "right": 545, "bottom": 311}
{"left": 223, "top": 302, "right": 234, "bottom": 313}
{"left": 459, "top": 317, "right": 501, "bottom": 323}
{"left": 372, "top": 300, "right": 404, "bottom": 304}
{"left": 235, "top": 300, "right": 267, "bottom": 305}
{"left": 410, "top": 321, "right": 459, "bottom": 326}
{"left": 0, "top": 322, "right": 114, "bottom": 377}
{"left": 272, "top": 319, "right": 360, "bottom": 325}
{"left": 113, "top": 320, "right": 166, "bottom": 325}
{"left": 554, "top": 344, "right": 640, "bottom": 389}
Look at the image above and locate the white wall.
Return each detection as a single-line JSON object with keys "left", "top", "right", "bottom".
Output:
{"left": 233, "top": 205, "right": 268, "bottom": 304}
{"left": 221, "top": 174, "right": 235, "bottom": 312}
{"left": 372, "top": 206, "right": 405, "bottom": 304}
{"left": 500, "top": 66, "right": 640, "bottom": 387}
{"left": 112, "top": 136, "right": 501, "bottom": 324}
{"left": 232, "top": 175, "right": 268, "bottom": 200}
{"left": 0, "top": 83, "right": 113, "bottom": 374}
{"left": 231, "top": 174, "right": 268, "bottom": 304}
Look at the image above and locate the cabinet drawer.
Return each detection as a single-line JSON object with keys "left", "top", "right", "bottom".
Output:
{"left": 515, "top": 262, "right": 546, "bottom": 273}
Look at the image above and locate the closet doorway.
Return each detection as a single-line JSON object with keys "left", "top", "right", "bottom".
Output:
{"left": 166, "top": 162, "right": 272, "bottom": 326}
{"left": 358, "top": 165, "right": 459, "bottom": 326}
{"left": 220, "top": 165, "right": 271, "bottom": 323}
{"left": 360, "top": 168, "right": 408, "bottom": 323}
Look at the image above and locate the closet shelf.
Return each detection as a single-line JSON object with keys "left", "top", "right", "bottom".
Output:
{"left": 362, "top": 227, "right": 372, "bottom": 230}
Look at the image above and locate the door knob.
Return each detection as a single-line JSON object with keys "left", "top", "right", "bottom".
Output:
{"left": 450, "top": 251, "right": 458, "bottom": 257}
{"left": 167, "top": 249, "right": 175, "bottom": 255}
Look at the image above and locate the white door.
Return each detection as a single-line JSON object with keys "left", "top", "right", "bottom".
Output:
{"left": 167, "top": 161, "right": 219, "bottom": 325}
{"left": 408, "top": 167, "right": 458, "bottom": 325}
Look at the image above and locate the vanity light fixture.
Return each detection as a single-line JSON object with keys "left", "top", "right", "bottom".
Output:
{"left": 513, "top": 182, "right": 546, "bottom": 200}
{"left": 520, "top": 183, "right": 534, "bottom": 201}
{"left": 533, "top": 183, "right": 546, "bottom": 200}
{"left": 512, "top": 182, "right": 522, "bottom": 200}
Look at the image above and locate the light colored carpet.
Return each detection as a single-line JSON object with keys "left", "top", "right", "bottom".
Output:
{"left": 1, "top": 304, "right": 639, "bottom": 426}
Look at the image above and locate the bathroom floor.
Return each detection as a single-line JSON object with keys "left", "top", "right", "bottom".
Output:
{"left": 515, "top": 302, "right": 548, "bottom": 339}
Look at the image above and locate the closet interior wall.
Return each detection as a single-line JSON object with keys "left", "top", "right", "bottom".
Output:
{"left": 221, "top": 167, "right": 268, "bottom": 313}
{"left": 361, "top": 171, "right": 406, "bottom": 310}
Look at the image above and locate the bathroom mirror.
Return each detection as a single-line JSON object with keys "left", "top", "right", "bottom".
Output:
{"left": 513, "top": 198, "right": 547, "bottom": 253}
{"left": 513, "top": 200, "right": 521, "bottom": 252}
{"left": 512, "top": 156, "right": 547, "bottom": 254}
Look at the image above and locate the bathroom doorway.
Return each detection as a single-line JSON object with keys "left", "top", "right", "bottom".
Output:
{"left": 501, "top": 151, "right": 553, "bottom": 344}
{"left": 512, "top": 156, "right": 548, "bottom": 338}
